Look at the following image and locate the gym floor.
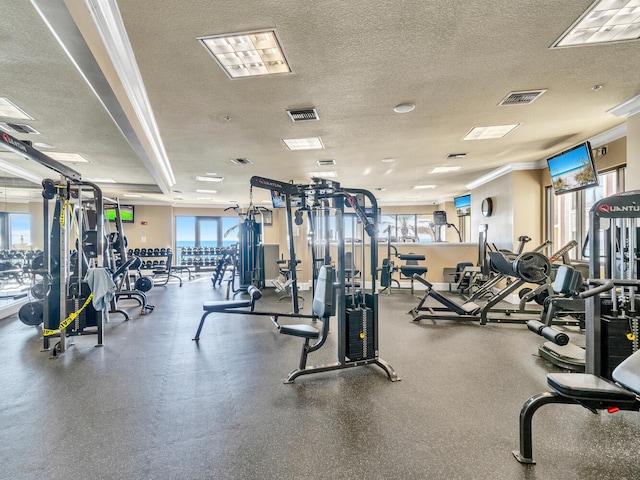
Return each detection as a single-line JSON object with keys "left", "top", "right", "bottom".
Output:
{"left": 1, "top": 277, "right": 639, "bottom": 480}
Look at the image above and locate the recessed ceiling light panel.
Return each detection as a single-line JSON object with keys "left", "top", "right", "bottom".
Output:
{"left": 282, "top": 137, "right": 324, "bottom": 150}
{"left": 430, "top": 166, "right": 461, "bottom": 174}
{"left": 553, "top": 0, "right": 640, "bottom": 47}
{"left": 308, "top": 171, "right": 337, "bottom": 178}
{"left": 463, "top": 124, "right": 521, "bottom": 140}
{"left": 196, "top": 175, "right": 224, "bottom": 182}
{"left": 198, "top": 29, "right": 291, "bottom": 79}
{"left": 414, "top": 185, "right": 436, "bottom": 190}
{"left": 0, "top": 98, "right": 32, "bottom": 120}
{"left": 88, "top": 177, "right": 117, "bottom": 183}
{"left": 47, "top": 152, "right": 90, "bottom": 163}
{"left": 196, "top": 189, "right": 218, "bottom": 194}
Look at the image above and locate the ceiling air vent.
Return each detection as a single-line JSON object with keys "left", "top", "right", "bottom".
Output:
{"left": 498, "top": 90, "right": 546, "bottom": 106}
{"left": 230, "top": 158, "right": 252, "bottom": 165}
{"left": 445, "top": 153, "right": 467, "bottom": 159}
{"left": 0, "top": 122, "right": 40, "bottom": 134}
{"left": 287, "top": 108, "right": 319, "bottom": 122}
{"left": 317, "top": 159, "right": 335, "bottom": 166}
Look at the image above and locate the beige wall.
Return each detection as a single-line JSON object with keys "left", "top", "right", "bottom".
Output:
{"left": 470, "top": 172, "right": 515, "bottom": 251}
{"left": 627, "top": 115, "right": 640, "bottom": 190}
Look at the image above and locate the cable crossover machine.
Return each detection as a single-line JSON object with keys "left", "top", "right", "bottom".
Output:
{"left": 193, "top": 175, "right": 399, "bottom": 383}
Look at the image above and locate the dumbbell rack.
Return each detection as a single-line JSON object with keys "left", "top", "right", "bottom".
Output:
{"left": 179, "top": 246, "right": 231, "bottom": 272}
{"left": 128, "top": 247, "right": 173, "bottom": 272}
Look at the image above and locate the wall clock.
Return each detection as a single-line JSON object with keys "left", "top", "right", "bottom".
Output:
{"left": 482, "top": 197, "right": 493, "bottom": 217}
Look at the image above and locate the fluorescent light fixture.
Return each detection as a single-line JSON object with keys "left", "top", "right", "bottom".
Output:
{"left": 196, "top": 175, "right": 224, "bottom": 182}
{"left": 607, "top": 92, "right": 640, "bottom": 118}
{"left": 33, "top": 142, "right": 55, "bottom": 149}
{"left": 198, "top": 29, "right": 291, "bottom": 79}
{"left": 414, "top": 185, "right": 436, "bottom": 189}
{"left": 0, "top": 159, "right": 44, "bottom": 184}
{"left": 463, "top": 124, "right": 521, "bottom": 140}
{"left": 381, "top": 158, "right": 396, "bottom": 163}
{"left": 430, "top": 166, "right": 461, "bottom": 174}
{"left": 0, "top": 98, "right": 32, "bottom": 120}
{"left": 282, "top": 137, "right": 324, "bottom": 150}
{"left": 308, "top": 171, "right": 337, "bottom": 178}
{"left": 553, "top": 0, "right": 640, "bottom": 47}
{"left": 123, "top": 193, "right": 142, "bottom": 198}
{"left": 88, "top": 177, "right": 117, "bottom": 183}
{"left": 205, "top": 172, "right": 218, "bottom": 176}
{"left": 46, "top": 152, "right": 90, "bottom": 163}
{"left": 196, "top": 189, "right": 218, "bottom": 194}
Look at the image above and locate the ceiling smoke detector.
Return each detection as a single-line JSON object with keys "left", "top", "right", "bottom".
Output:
{"left": 498, "top": 90, "right": 546, "bottom": 106}
{"left": 287, "top": 108, "right": 319, "bottom": 122}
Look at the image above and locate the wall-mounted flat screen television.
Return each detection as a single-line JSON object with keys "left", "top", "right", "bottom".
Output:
{"left": 454, "top": 194, "right": 471, "bottom": 217}
{"left": 547, "top": 141, "right": 598, "bottom": 195}
{"left": 104, "top": 205, "right": 134, "bottom": 223}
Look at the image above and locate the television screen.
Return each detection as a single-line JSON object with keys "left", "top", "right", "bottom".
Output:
{"left": 271, "top": 190, "right": 303, "bottom": 208}
{"left": 105, "top": 205, "right": 134, "bottom": 223}
{"left": 454, "top": 195, "right": 471, "bottom": 217}
{"left": 271, "top": 190, "right": 285, "bottom": 208}
{"left": 547, "top": 142, "right": 598, "bottom": 195}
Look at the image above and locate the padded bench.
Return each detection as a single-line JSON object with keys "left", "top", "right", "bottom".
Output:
{"left": 192, "top": 286, "right": 262, "bottom": 341}
{"left": 513, "top": 348, "right": 640, "bottom": 464}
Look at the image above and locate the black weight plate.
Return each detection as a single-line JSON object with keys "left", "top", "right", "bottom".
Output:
{"left": 19, "top": 302, "right": 44, "bottom": 326}
{"left": 513, "top": 252, "right": 551, "bottom": 283}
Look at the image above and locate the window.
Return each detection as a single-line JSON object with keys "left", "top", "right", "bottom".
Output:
{"left": 379, "top": 214, "right": 435, "bottom": 243}
{"left": 175, "top": 216, "right": 238, "bottom": 262}
{"left": 547, "top": 168, "right": 623, "bottom": 261}
{"left": 0, "top": 213, "right": 30, "bottom": 250}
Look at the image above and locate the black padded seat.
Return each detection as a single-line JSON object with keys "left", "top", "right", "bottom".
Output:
{"left": 279, "top": 324, "right": 319, "bottom": 339}
{"left": 612, "top": 345, "right": 640, "bottom": 392}
{"left": 398, "top": 254, "right": 425, "bottom": 261}
{"left": 547, "top": 373, "right": 637, "bottom": 403}
{"left": 400, "top": 265, "right": 428, "bottom": 276}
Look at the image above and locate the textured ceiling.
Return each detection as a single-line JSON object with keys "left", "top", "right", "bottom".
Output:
{"left": 1, "top": 0, "right": 639, "bottom": 207}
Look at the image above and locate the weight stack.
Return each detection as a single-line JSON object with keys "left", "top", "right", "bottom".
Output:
{"left": 601, "top": 316, "right": 638, "bottom": 379}
{"left": 346, "top": 306, "right": 374, "bottom": 362}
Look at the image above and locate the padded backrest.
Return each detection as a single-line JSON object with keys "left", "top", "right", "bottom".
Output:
{"left": 488, "top": 251, "right": 514, "bottom": 275}
{"left": 612, "top": 349, "right": 640, "bottom": 394}
{"left": 312, "top": 265, "right": 336, "bottom": 319}
{"left": 553, "top": 265, "right": 583, "bottom": 295}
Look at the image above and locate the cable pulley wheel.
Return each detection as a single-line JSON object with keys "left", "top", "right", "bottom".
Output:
{"left": 513, "top": 252, "right": 551, "bottom": 284}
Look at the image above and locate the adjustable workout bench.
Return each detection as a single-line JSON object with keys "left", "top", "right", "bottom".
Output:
{"left": 513, "top": 347, "right": 640, "bottom": 464}
{"left": 192, "top": 286, "right": 262, "bottom": 341}
{"left": 192, "top": 266, "right": 336, "bottom": 384}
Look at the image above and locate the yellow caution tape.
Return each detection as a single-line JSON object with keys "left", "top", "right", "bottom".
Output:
{"left": 43, "top": 293, "right": 94, "bottom": 337}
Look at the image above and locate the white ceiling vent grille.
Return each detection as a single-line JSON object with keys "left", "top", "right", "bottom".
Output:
{"left": 317, "top": 159, "right": 335, "bottom": 166}
{"left": 498, "top": 90, "right": 546, "bottom": 106}
{"left": 0, "top": 122, "right": 40, "bottom": 134}
{"left": 230, "top": 158, "right": 252, "bottom": 165}
{"left": 287, "top": 108, "right": 319, "bottom": 122}
{"left": 445, "top": 153, "right": 467, "bottom": 159}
